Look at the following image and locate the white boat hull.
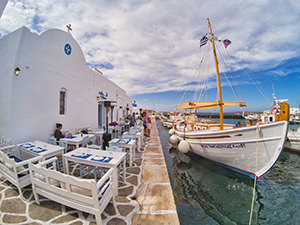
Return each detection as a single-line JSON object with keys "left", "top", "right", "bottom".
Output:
{"left": 174, "top": 121, "right": 288, "bottom": 178}
{"left": 284, "top": 130, "right": 300, "bottom": 152}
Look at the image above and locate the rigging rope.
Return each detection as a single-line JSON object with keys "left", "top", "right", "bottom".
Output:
{"left": 222, "top": 46, "right": 271, "bottom": 106}
{"left": 193, "top": 45, "right": 211, "bottom": 102}
{"left": 178, "top": 46, "right": 209, "bottom": 106}
{"left": 197, "top": 45, "right": 212, "bottom": 102}
{"left": 249, "top": 123, "right": 260, "bottom": 225}
{"left": 216, "top": 44, "right": 240, "bottom": 101}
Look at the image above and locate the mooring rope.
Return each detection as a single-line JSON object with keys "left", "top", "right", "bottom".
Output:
{"left": 249, "top": 123, "right": 260, "bottom": 225}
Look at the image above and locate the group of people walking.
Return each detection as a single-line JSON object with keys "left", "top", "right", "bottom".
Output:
{"left": 129, "top": 112, "right": 152, "bottom": 137}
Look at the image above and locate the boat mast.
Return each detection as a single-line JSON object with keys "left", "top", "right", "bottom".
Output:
{"left": 207, "top": 18, "right": 224, "bottom": 130}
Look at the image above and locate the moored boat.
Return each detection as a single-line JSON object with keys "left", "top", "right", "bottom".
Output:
{"left": 174, "top": 119, "right": 288, "bottom": 178}
{"left": 285, "top": 127, "right": 300, "bottom": 152}
{"left": 170, "top": 18, "right": 289, "bottom": 178}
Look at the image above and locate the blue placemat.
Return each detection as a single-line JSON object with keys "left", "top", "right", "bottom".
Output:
{"left": 9, "top": 155, "right": 29, "bottom": 169}
{"left": 90, "top": 156, "right": 113, "bottom": 163}
{"left": 117, "top": 139, "right": 131, "bottom": 145}
{"left": 28, "top": 147, "right": 47, "bottom": 153}
{"left": 71, "top": 153, "right": 92, "bottom": 159}
{"left": 19, "top": 143, "right": 35, "bottom": 149}
{"left": 66, "top": 136, "right": 76, "bottom": 139}
{"left": 9, "top": 155, "right": 22, "bottom": 163}
{"left": 103, "top": 157, "right": 113, "bottom": 163}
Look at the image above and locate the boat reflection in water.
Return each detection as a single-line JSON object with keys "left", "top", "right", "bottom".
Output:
{"left": 170, "top": 147, "right": 258, "bottom": 225}
{"left": 159, "top": 120, "right": 300, "bottom": 224}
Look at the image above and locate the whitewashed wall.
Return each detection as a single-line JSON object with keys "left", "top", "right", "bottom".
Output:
{"left": 0, "top": 27, "right": 132, "bottom": 144}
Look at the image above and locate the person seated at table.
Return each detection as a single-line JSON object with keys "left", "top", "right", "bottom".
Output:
{"left": 54, "top": 123, "right": 65, "bottom": 142}
{"left": 129, "top": 112, "right": 136, "bottom": 127}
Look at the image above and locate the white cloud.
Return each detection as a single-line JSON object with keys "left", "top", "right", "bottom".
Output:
{"left": 1, "top": 0, "right": 300, "bottom": 96}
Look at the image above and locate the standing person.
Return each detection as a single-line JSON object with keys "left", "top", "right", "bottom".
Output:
{"left": 142, "top": 112, "right": 148, "bottom": 136}
{"left": 129, "top": 112, "right": 136, "bottom": 127}
{"left": 146, "top": 113, "right": 152, "bottom": 137}
{"left": 54, "top": 123, "right": 65, "bottom": 142}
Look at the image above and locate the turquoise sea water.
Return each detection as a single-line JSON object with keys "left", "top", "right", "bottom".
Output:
{"left": 156, "top": 119, "right": 300, "bottom": 225}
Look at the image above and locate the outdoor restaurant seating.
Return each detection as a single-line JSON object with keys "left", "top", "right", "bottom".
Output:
{"left": 59, "top": 139, "right": 68, "bottom": 153}
{"left": 122, "top": 130, "right": 141, "bottom": 151}
{"left": 47, "top": 136, "right": 57, "bottom": 145}
{"left": 0, "top": 145, "right": 42, "bottom": 197}
{"left": 109, "top": 140, "right": 131, "bottom": 163}
{"left": 29, "top": 157, "right": 114, "bottom": 225}
{"left": 81, "top": 136, "right": 89, "bottom": 147}
{"left": 106, "top": 146, "right": 124, "bottom": 180}
{"left": 87, "top": 134, "right": 102, "bottom": 150}
{"left": 106, "top": 146, "right": 123, "bottom": 152}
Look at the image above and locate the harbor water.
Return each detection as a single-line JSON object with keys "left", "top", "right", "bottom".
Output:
{"left": 156, "top": 119, "right": 300, "bottom": 225}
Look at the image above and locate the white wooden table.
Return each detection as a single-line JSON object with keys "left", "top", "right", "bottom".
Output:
{"left": 63, "top": 147, "right": 126, "bottom": 196}
{"left": 61, "top": 134, "right": 94, "bottom": 149}
{"left": 109, "top": 138, "right": 136, "bottom": 166}
{"left": 130, "top": 126, "right": 144, "bottom": 136}
{"left": 88, "top": 129, "right": 105, "bottom": 146}
{"left": 122, "top": 131, "right": 142, "bottom": 151}
{"left": 17, "top": 141, "right": 64, "bottom": 161}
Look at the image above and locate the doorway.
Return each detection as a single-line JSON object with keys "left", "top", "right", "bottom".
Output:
{"left": 98, "top": 104, "right": 103, "bottom": 128}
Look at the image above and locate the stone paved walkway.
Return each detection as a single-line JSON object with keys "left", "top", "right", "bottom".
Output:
{"left": 131, "top": 122, "right": 180, "bottom": 225}
{"left": 0, "top": 121, "right": 179, "bottom": 224}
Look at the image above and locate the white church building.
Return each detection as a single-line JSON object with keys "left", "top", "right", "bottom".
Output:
{"left": 0, "top": 26, "right": 133, "bottom": 144}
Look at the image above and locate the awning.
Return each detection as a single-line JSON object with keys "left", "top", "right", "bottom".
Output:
{"left": 176, "top": 101, "right": 247, "bottom": 109}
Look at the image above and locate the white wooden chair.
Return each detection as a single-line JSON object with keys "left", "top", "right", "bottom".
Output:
{"left": 29, "top": 157, "right": 114, "bottom": 225}
{"left": 0, "top": 145, "right": 42, "bottom": 197}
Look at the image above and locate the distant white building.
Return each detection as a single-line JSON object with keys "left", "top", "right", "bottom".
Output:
{"left": 290, "top": 107, "right": 300, "bottom": 115}
{"left": 290, "top": 107, "right": 300, "bottom": 121}
{"left": 0, "top": 27, "right": 132, "bottom": 143}
{"left": 132, "top": 101, "right": 142, "bottom": 117}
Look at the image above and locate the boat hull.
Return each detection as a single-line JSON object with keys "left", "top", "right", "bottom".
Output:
{"left": 284, "top": 141, "right": 300, "bottom": 152}
{"left": 284, "top": 131, "right": 300, "bottom": 152}
{"left": 174, "top": 121, "right": 288, "bottom": 178}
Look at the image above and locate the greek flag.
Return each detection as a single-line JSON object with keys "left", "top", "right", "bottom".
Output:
{"left": 200, "top": 36, "right": 208, "bottom": 47}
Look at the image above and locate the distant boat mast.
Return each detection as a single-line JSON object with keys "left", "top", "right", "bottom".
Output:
{"left": 207, "top": 18, "right": 224, "bottom": 130}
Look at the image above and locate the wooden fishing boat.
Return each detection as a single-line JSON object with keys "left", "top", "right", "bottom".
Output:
{"left": 170, "top": 19, "right": 289, "bottom": 178}
{"left": 285, "top": 128, "right": 300, "bottom": 152}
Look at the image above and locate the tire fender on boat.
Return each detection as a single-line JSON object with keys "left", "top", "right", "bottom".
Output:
{"left": 178, "top": 140, "right": 190, "bottom": 153}
{"left": 169, "top": 128, "right": 175, "bottom": 135}
{"left": 169, "top": 134, "right": 179, "bottom": 145}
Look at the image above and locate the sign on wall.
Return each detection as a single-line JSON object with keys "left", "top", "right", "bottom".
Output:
{"left": 64, "top": 43, "right": 72, "bottom": 55}
{"left": 97, "top": 91, "right": 108, "bottom": 100}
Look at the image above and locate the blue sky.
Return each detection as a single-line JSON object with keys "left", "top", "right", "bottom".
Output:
{"left": 1, "top": 0, "right": 300, "bottom": 112}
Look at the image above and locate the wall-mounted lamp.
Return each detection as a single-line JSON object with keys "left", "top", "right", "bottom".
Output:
{"left": 14, "top": 67, "right": 20, "bottom": 76}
